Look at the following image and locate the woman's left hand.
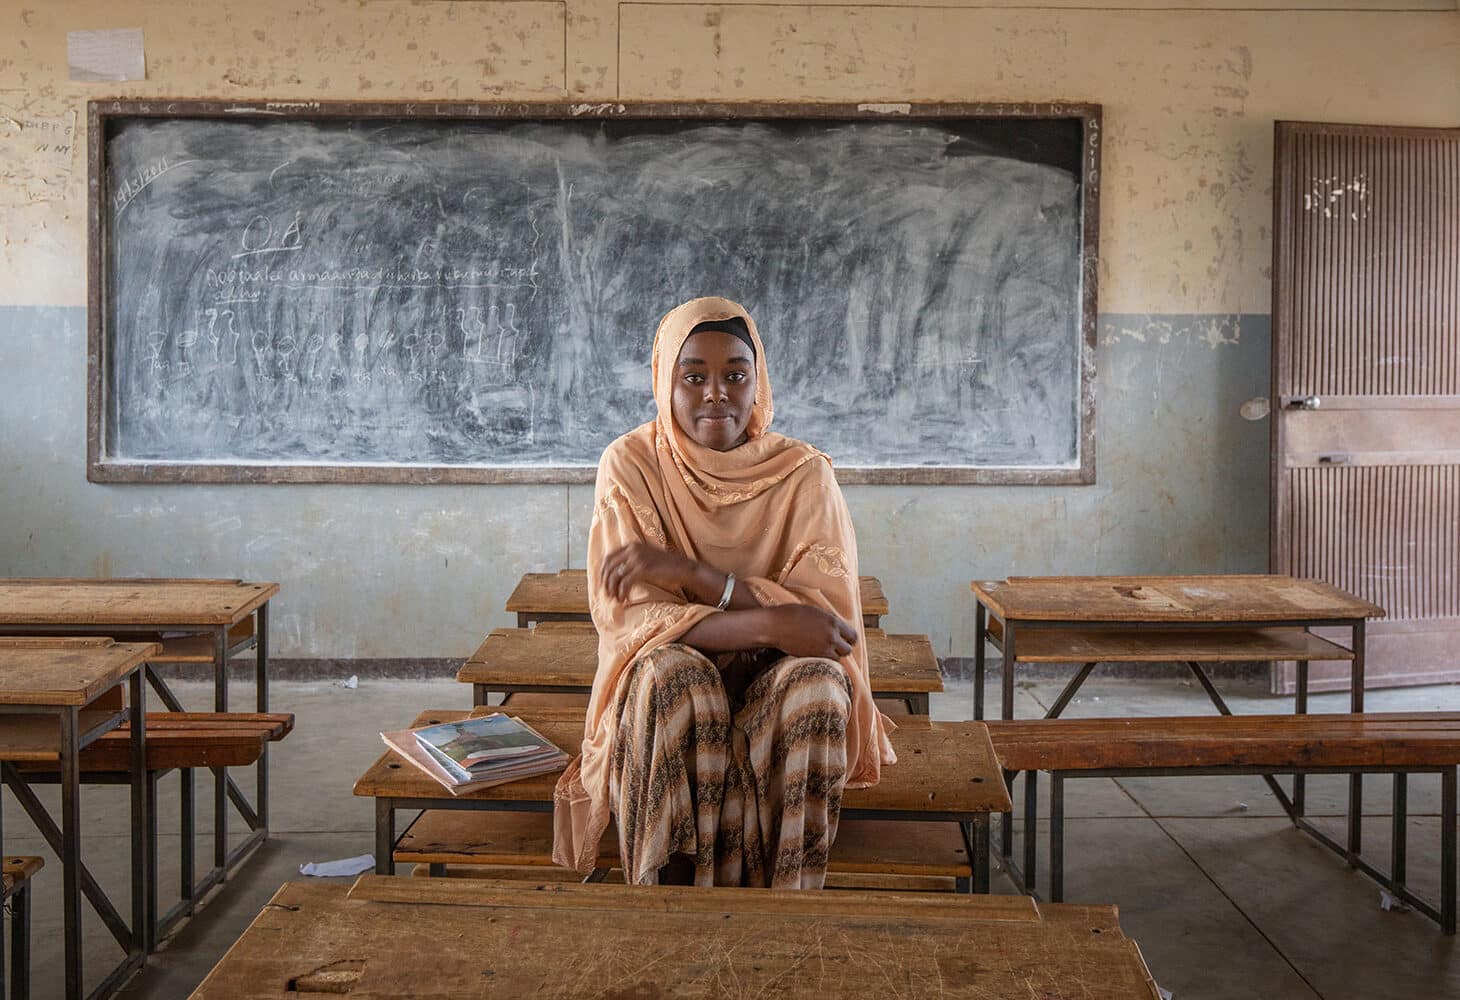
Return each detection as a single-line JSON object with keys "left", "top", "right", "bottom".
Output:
{"left": 600, "top": 542, "right": 699, "bottom": 603}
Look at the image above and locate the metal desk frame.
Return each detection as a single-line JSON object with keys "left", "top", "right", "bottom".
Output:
{"left": 3, "top": 601, "right": 271, "bottom": 943}
{"left": 0, "top": 670, "right": 147, "bottom": 999}
{"left": 972, "top": 602, "right": 1369, "bottom": 863}
{"left": 371, "top": 793, "right": 992, "bottom": 894}
{"left": 1002, "top": 763, "right": 1456, "bottom": 934}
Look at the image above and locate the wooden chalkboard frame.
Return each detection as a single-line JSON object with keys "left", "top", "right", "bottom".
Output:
{"left": 88, "top": 99, "right": 1101, "bottom": 486}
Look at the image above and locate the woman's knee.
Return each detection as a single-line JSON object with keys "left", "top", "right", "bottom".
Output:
{"left": 763, "top": 657, "right": 851, "bottom": 714}
{"left": 630, "top": 643, "right": 728, "bottom": 716}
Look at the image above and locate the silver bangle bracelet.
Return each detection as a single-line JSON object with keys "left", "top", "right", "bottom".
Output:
{"left": 716, "top": 571, "right": 736, "bottom": 610}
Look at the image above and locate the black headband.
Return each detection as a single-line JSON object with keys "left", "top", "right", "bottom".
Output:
{"left": 688, "top": 316, "right": 756, "bottom": 358}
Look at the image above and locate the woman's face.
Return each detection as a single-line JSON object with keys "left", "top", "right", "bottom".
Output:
{"left": 671, "top": 329, "right": 757, "bottom": 451}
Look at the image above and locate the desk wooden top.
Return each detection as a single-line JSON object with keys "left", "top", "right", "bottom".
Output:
{"left": 356, "top": 707, "right": 1011, "bottom": 816}
{"left": 508, "top": 569, "right": 890, "bottom": 617}
{"left": 458, "top": 624, "right": 942, "bottom": 694}
{"left": 0, "top": 578, "right": 279, "bottom": 627}
{"left": 0, "top": 637, "right": 157, "bottom": 706}
{"left": 190, "top": 878, "right": 1159, "bottom": 999}
{"left": 971, "top": 575, "right": 1383, "bottom": 623}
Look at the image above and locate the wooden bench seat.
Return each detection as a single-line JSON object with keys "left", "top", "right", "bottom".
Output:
{"left": 13, "top": 711, "right": 294, "bottom": 952}
{"left": 460, "top": 624, "right": 942, "bottom": 713}
{"left": 13, "top": 712, "right": 294, "bottom": 773}
{"left": 508, "top": 569, "right": 890, "bottom": 629}
{"left": 986, "top": 713, "right": 1460, "bottom": 932}
{"left": 395, "top": 811, "right": 973, "bottom": 887}
{"left": 357, "top": 707, "right": 1009, "bottom": 891}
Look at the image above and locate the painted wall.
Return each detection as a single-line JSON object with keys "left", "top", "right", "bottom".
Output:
{"left": 1, "top": 1, "right": 1456, "bottom": 662}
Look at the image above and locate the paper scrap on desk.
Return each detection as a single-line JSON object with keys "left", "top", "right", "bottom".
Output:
{"left": 299, "top": 854, "right": 374, "bottom": 878}
{"left": 67, "top": 29, "right": 146, "bottom": 82}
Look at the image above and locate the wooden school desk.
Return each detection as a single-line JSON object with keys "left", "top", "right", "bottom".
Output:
{"left": 507, "top": 569, "right": 891, "bottom": 629}
{"left": 458, "top": 622, "right": 943, "bottom": 714}
{"left": 0, "top": 637, "right": 153, "bottom": 1000}
{"left": 190, "top": 876, "right": 1161, "bottom": 999}
{"left": 355, "top": 706, "right": 1010, "bottom": 892}
{"left": 0, "top": 578, "right": 280, "bottom": 894}
{"left": 969, "top": 574, "right": 1385, "bottom": 859}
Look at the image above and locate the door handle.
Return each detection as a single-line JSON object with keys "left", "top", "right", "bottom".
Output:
{"left": 1284, "top": 396, "right": 1322, "bottom": 410}
{"left": 1317, "top": 453, "right": 1352, "bottom": 465}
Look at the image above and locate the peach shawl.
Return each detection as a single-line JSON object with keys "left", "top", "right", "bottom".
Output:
{"left": 552, "top": 296, "right": 896, "bottom": 874}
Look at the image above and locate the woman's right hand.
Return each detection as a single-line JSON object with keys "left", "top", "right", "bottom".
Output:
{"left": 766, "top": 605, "right": 858, "bottom": 659}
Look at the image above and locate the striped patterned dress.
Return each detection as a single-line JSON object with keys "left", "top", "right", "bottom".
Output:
{"left": 608, "top": 643, "right": 852, "bottom": 888}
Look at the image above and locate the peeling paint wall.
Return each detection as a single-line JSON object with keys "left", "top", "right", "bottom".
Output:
{"left": 1, "top": 1, "right": 1456, "bottom": 660}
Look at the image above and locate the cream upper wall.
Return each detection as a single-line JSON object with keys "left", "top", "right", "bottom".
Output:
{"left": 1, "top": 1, "right": 1456, "bottom": 312}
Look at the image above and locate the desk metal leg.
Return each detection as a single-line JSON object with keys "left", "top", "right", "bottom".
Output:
{"left": 1349, "top": 620, "right": 1366, "bottom": 864}
{"left": 973, "top": 602, "right": 986, "bottom": 721}
{"left": 960, "top": 817, "right": 990, "bottom": 895}
{"left": 129, "top": 670, "right": 150, "bottom": 959}
{"left": 974, "top": 814, "right": 990, "bottom": 894}
{"left": 214, "top": 627, "right": 229, "bottom": 875}
{"left": 1294, "top": 660, "right": 1309, "bottom": 816}
{"left": 179, "top": 766, "right": 195, "bottom": 922}
{"left": 375, "top": 800, "right": 396, "bottom": 876}
{"left": 1050, "top": 772, "right": 1065, "bottom": 904}
{"left": 1442, "top": 768, "right": 1456, "bottom": 935}
{"left": 60, "top": 708, "right": 82, "bottom": 1000}
{"left": 256, "top": 602, "right": 270, "bottom": 837}
{"left": 1391, "top": 773, "right": 1408, "bottom": 903}
{"left": 1023, "top": 770, "right": 1039, "bottom": 896}
{"left": 10, "top": 878, "right": 29, "bottom": 1000}
{"left": 1000, "top": 624, "right": 1016, "bottom": 859}
{"left": 1046, "top": 663, "right": 1097, "bottom": 720}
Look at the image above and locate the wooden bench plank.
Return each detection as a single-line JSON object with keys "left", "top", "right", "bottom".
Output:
{"left": 985, "top": 625, "right": 1355, "bottom": 663}
{"left": 989, "top": 714, "right": 1460, "bottom": 772}
{"left": 459, "top": 627, "right": 942, "bottom": 696}
{"left": 1, "top": 856, "right": 43, "bottom": 896}
{"left": 396, "top": 811, "right": 972, "bottom": 877}
{"left": 10, "top": 711, "right": 294, "bottom": 772}
{"left": 356, "top": 709, "right": 1011, "bottom": 816}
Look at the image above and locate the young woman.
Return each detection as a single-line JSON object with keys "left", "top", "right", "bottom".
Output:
{"left": 552, "top": 296, "right": 895, "bottom": 889}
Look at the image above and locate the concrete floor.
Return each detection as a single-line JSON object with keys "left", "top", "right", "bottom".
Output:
{"left": 4, "top": 672, "right": 1458, "bottom": 999}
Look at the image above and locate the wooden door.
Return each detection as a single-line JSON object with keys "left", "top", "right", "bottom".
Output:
{"left": 1271, "top": 121, "right": 1460, "bottom": 693}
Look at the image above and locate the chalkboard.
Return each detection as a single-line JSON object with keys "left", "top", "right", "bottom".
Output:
{"left": 88, "top": 101, "right": 1100, "bottom": 485}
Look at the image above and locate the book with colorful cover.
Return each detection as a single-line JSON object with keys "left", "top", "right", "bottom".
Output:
{"left": 415, "top": 714, "right": 553, "bottom": 772}
{"left": 379, "top": 714, "right": 567, "bottom": 796}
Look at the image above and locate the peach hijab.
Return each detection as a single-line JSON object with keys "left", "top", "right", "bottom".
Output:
{"left": 552, "top": 296, "right": 897, "bottom": 874}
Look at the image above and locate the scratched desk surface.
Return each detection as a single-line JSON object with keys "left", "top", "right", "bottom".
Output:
{"left": 970, "top": 575, "right": 1383, "bottom": 623}
{"left": 190, "top": 877, "right": 1160, "bottom": 999}
{"left": 0, "top": 578, "right": 279, "bottom": 627}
